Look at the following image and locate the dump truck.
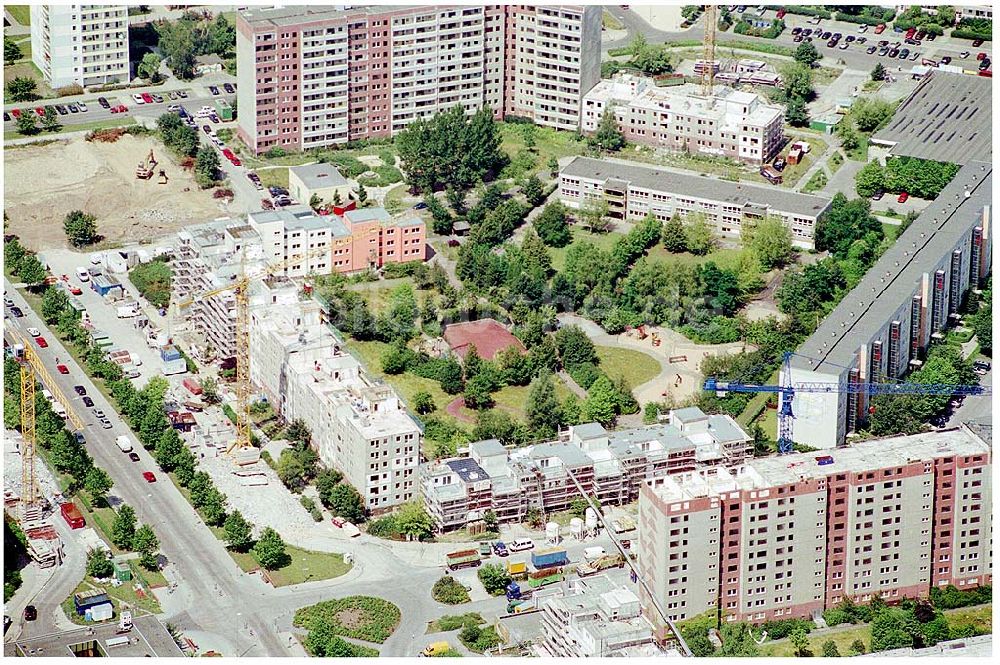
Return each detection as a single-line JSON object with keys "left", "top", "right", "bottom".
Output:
{"left": 60, "top": 502, "right": 85, "bottom": 529}
{"left": 445, "top": 549, "right": 482, "bottom": 570}
{"left": 527, "top": 566, "right": 564, "bottom": 589}
{"left": 531, "top": 548, "right": 568, "bottom": 570}
{"left": 576, "top": 553, "right": 625, "bottom": 577}
{"left": 505, "top": 559, "right": 528, "bottom": 580}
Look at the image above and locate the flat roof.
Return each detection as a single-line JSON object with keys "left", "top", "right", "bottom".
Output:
{"left": 290, "top": 162, "right": 348, "bottom": 190}
{"left": 873, "top": 71, "right": 992, "bottom": 165}
{"left": 790, "top": 161, "right": 991, "bottom": 375}
{"left": 9, "top": 614, "right": 183, "bottom": 657}
{"left": 240, "top": 4, "right": 422, "bottom": 28}
{"left": 562, "top": 156, "right": 831, "bottom": 218}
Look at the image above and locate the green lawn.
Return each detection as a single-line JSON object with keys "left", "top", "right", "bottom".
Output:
{"left": 256, "top": 166, "right": 289, "bottom": 190}
{"left": 549, "top": 227, "right": 627, "bottom": 272}
{"left": 345, "top": 278, "right": 417, "bottom": 313}
{"left": 772, "top": 134, "right": 830, "bottom": 189}
{"left": 802, "top": 170, "right": 828, "bottom": 193}
{"left": 346, "top": 339, "right": 456, "bottom": 419}
{"left": 602, "top": 9, "right": 624, "bottom": 30}
{"left": 228, "top": 544, "right": 351, "bottom": 587}
{"left": 499, "top": 121, "right": 588, "bottom": 180}
{"left": 645, "top": 245, "right": 744, "bottom": 272}
{"left": 4, "top": 60, "right": 54, "bottom": 103}
{"left": 828, "top": 151, "right": 844, "bottom": 175}
{"left": 595, "top": 346, "right": 661, "bottom": 388}
{"left": 5, "top": 117, "right": 136, "bottom": 141}
{"left": 384, "top": 183, "right": 410, "bottom": 214}
{"left": 6, "top": 5, "right": 30, "bottom": 25}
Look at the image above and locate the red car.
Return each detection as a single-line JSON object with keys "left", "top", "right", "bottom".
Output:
{"left": 897, "top": 191, "right": 909, "bottom": 203}
{"left": 142, "top": 471, "right": 157, "bottom": 483}
{"left": 141, "top": 92, "right": 153, "bottom": 104}
{"left": 10, "top": 108, "right": 21, "bottom": 119}
{"left": 331, "top": 517, "right": 346, "bottom": 528}
{"left": 222, "top": 148, "right": 235, "bottom": 160}
{"left": 110, "top": 104, "right": 128, "bottom": 114}
{"left": 874, "top": 23, "right": 886, "bottom": 34}
{"left": 36, "top": 337, "right": 48, "bottom": 348}
{"left": 69, "top": 286, "right": 82, "bottom": 295}
{"left": 776, "top": 8, "right": 786, "bottom": 19}
{"left": 34, "top": 107, "right": 45, "bottom": 117}
{"left": 229, "top": 155, "right": 242, "bottom": 167}
{"left": 56, "top": 364, "right": 69, "bottom": 374}
{"left": 977, "top": 51, "right": 988, "bottom": 60}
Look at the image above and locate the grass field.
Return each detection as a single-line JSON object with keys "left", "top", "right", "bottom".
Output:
{"left": 4, "top": 60, "right": 54, "bottom": 103}
{"left": 595, "top": 346, "right": 661, "bottom": 388}
{"left": 6, "top": 5, "right": 31, "bottom": 25}
{"left": 345, "top": 277, "right": 417, "bottom": 313}
{"left": 548, "top": 227, "right": 627, "bottom": 272}
{"left": 61, "top": 578, "right": 161, "bottom": 626}
{"left": 499, "top": 121, "right": 588, "bottom": 179}
{"left": 384, "top": 183, "right": 410, "bottom": 213}
{"left": 256, "top": 166, "right": 289, "bottom": 190}
{"left": 228, "top": 544, "right": 351, "bottom": 587}
{"left": 4, "top": 117, "right": 136, "bottom": 141}
{"left": 645, "top": 245, "right": 744, "bottom": 272}
{"left": 773, "top": 134, "right": 830, "bottom": 189}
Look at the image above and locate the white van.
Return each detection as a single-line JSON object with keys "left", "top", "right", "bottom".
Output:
{"left": 52, "top": 402, "right": 66, "bottom": 418}
{"left": 41, "top": 388, "right": 54, "bottom": 402}
{"left": 583, "top": 546, "right": 606, "bottom": 562}
{"left": 115, "top": 436, "right": 134, "bottom": 453}
{"left": 508, "top": 538, "right": 534, "bottom": 553}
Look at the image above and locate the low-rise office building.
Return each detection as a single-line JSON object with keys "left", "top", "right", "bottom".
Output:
{"left": 287, "top": 163, "right": 354, "bottom": 207}
{"left": 581, "top": 73, "right": 785, "bottom": 165}
{"left": 638, "top": 426, "right": 991, "bottom": 628}
{"left": 786, "top": 161, "right": 991, "bottom": 449}
{"left": 249, "top": 279, "right": 421, "bottom": 512}
{"left": 421, "top": 408, "right": 751, "bottom": 531}
{"left": 559, "top": 156, "right": 831, "bottom": 248}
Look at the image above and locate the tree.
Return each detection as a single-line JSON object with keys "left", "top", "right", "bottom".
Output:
{"left": 661, "top": 216, "right": 688, "bottom": 253}
{"left": 822, "top": 640, "right": 841, "bottom": 657}
{"left": 137, "top": 52, "right": 163, "bottom": 82}
{"left": 223, "top": 510, "right": 254, "bottom": 552}
{"left": 848, "top": 639, "right": 867, "bottom": 656}
{"left": 782, "top": 62, "right": 815, "bottom": 102}
{"left": 424, "top": 195, "right": 453, "bottom": 236}
{"left": 533, "top": 201, "right": 572, "bottom": 247}
{"left": 463, "top": 374, "right": 496, "bottom": 410}
{"left": 439, "top": 358, "right": 465, "bottom": 394}
{"left": 478, "top": 563, "right": 512, "bottom": 595}
{"left": 15, "top": 111, "right": 38, "bottom": 136}
{"left": 252, "top": 527, "right": 288, "bottom": 570}
{"left": 794, "top": 41, "right": 821, "bottom": 67}
{"left": 84, "top": 468, "right": 113, "bottom": 506}
{"left": 790, "top": 628, "right": 812, "bottom": 657}
{"left": 86, "top": 548, "right": 114, "bottom": 579}
{"left": 870, "top": 607, "right": 920, "bottom": 652}
{"left": 522, "top": 174, "right": 545, "bottom": 207}
{"left": 111, "top": 504, "right": 137, "bottom": 550}
{"left": 195, "top": 145, "right": 220, "bottom": 186}
{"left": 328, "top": 483, "right": 365, "bottom": 523}
{"left": 156, "top": 19, "right": 198, "bottom": 80}
{"left": 41, "top": 106, "right": 60, "bottom": 132}
{"left": 396, "top": 501, "right": 434, "bottom": 541}
{"left": 154, "top": 427, "right": 184, "bottom": 471}
{"left": 132, "top": 524, "right": 160, "bottom": 569}
{"left": 785, "top": 96, "right": 809, "bottom": 127}
{"left": 547, "top": 155, "right": 560, "bottom": 177}
{"left": 554, "top": 325, "right": 597, "bottom": 367}
{"left": 684, "top": 213, "right": 716, "bottom": 255}
{"left": 815, "top": 193, "right": 883, "bottom": 258}
{"left": 589, "top": 107, "right": 625, "bottom": 152}
{"left": 314, "top": 469, "right": 344, "bottom": 508}
{"left": 198, "top": 377, "right": 220, "bottom": 405}
{"left": 41, "top": 286, "right": 70, "bottom": 324}
{"left": 17, "top": 254, "right": 47, "bottom": 289}
{"left": 413, "top": 391, "right": 436, "bottom": 415}
{"left": 482, "top": 509, "right": 498, "bottom": 532}
{"left": 584, "top": 375, "right": 618, "bottom": 426}
{"left": 855, "top": 161, "right": 887, "bottom": 198}
{"left": 742, "top": 215, "right": 793, "bottom": 269}
{"left": 851, "top": 98, "right": 895, "bottom": 133}
{"left": 6, "top": 76, "right": 37, "bottom": 102}
{"left": 4, "top": 37, "right": 23, "bottom": 64}
{"left": 277, "top": 450, "right": 308, "bottom": 491}
{"left": 4, "top": 237, "right": 26, "bottom": 275}
{"left": 63, "top": 210, "right": 98, "bottom": 247}
{"left": 526, "top": 372, "right": 561, "bottom": 439}
{"left": 580, "top": 196, "right": 611, "bottom": 233}
{"left": 871, "top": 62, "right": 887, "bottom": 82}
{"left": 354, "top": 183, "right": 368, "bottom": 204}
{"left": 286, "top": 419, "right": 311, "bottom": 444}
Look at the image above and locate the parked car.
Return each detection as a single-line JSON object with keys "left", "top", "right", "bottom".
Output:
{"left": 9, "top": 307, "right": 23, "bottom": 317}
{"left": 34, "top": 107, "right": 45, "bottom": 117}
{"left": 93, "top": 408, "right": 105, "bottom": 418}
{"left": 839, "top": 41, "right": 849, "bottom": 50}
{"left": 821, "top": 31, "right": 831, "bottom": 40}
{"left": 977, "top": 51, "right": 988, "bottom": 60}
{"left": 78, "top": 102, "right": 87, "bottom": 112}
{"left": 68, "top": 104, "right": 79, "bottom": 113}
{"left": 791, "top": 26, "right": 801, "bottom": 35}
{"left": 74, "top": 385, "right": 87, "bottom": 396}
{"left": 10, "top": 109, "right": 20, "bottom": 119}
{"left": 889, "top": 47, "right": 900, "bottom": 57}
{"left": 972, "top": 360, "right": 991, "bottom": 374}
{"left": 110, "top": 104, "right": 128, "bottom": 113}
{"left": 874, "top": 23, "right": 886, "bottom": 34}
{"left": 899, "top": 48, "right": 910, "bottom": 59}
{"left": 793, "top": 34, "right": 803, "bottom": 42}
{"left": 897, "top": 191, "right": 909, "bottom": 203}
{"left": 23, "top": 606, "right": 37, "bottom": 622}
{"left": 55, "top": 105, "right": 68, "bottom": 115}
{"left": 142, "top": 471, "right": 157, "bottom": 483}
{"left": 82, "top": 396, "right": 94, "bottom": 407}
{"left": 57, "top": 365, "right": 69, "bottom": 374}
{"left": 203, "top": 124, "right": 213, "bottom": 134}
{"left": 414, "top": 201, "right": 428, "bottom": 210}
{"left": 866, "top": 45, "right": 878, "bottom": 54}
{"left": 223, "top": 83, "right": 235, "bottom": 94}
{"left": 772, "top": 157, "right": 786, "bottom": 171}
{"left": 979, "top": 57, "right": 991, "bottom": 70}
{"left": 141, "top": 92, "right": 153, "bottom": 104}
{"left": 209, "top": 85, "right": 220, "bottom": 95}
{"left": 177, "top": 90, "right": 189, "bottom": 98}
{"left": 331, "top": 517, "right": 346, "bottom": 527}
{"left": 129, "top": 452, "right": 141, "bottom": 462}
{"left": 2, "top": 112, "right": 8, "bottom": 122}
{"left": 132, "top": 93, "right": 145, "bottom": 104}
{"left": 27, "top": 327, "right": 40, "bottom": 337}
{"left": 941, "top": 56, "right": 952, "bottom": 65}
{"left": 493, "top": 541, "right": 509, "bottom": 557}
{"left": 845, "top": 35, "right": 855, "bottom": 43}
{"left": 151, "top": 94, "right": 163, "bottom": 103}
{"left": 100, "top": 419, "right": 112, "bottom": 429}
{"left": 98, "top": 96, "right": 110, "bottom": 108}
{"left": 857, "top": 24, "right": 868, "bottom": 33}
{"left": 972, "top": 39, "right": 984, "bottom": 47}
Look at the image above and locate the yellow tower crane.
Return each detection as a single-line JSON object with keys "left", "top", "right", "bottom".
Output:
{"left": 701, "top": 4, "right": 718, "bottom": 97}
{"left": 176, "top": 230, "right": 379, "bottom": 457}
{"left": 7, "top": 329, "right": 84, "bottom": 516}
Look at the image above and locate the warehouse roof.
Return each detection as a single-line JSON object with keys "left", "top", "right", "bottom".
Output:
{"left": 561, "top": 157, "right": 831, "bottom": 218}
{"left": 790, "top": 161, "right": 992, "bottom": 375}
{"left": 872, "top": 72, "right": 992, "bottom": 165}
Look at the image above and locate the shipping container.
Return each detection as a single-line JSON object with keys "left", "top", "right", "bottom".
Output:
{"left": 60, "top": 502, "right": 86, "bottom": 529}
{"left": 183, "top": 378, "right": 203, "bottom": 395}
{"left": 74, "top": 589, "right": 110, "bottom": 615}
{"left": 527, "top": 567, "right": 564, "bottom": 588}
{"left": 531, "top": 548, "right": 569, "bottom": 570}
{"left": 506, "top": 560, "right": 528, "bottom": 579}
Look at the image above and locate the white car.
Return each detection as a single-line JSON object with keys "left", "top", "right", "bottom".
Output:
{"left": 132, "top": 93, "right": 145, "bottom": 105}
{"left": 167, "top": 104, "right": 181, "bottom": 112}
{"left": 76, "top": 267, "right": 90, "bottom": 282}
{"left": 78, "top": 102, "right": 88, "bottom": 112}
{"left": 26, "top": 327, "right": 40, "bottom": 337}
{"left": 89, "top": 252, "right": 104, "bottom": 265}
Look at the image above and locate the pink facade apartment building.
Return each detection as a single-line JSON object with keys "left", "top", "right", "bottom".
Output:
{"left": 637, "top": 426, "right": 991, "bottom": 630}
{"left": 235, "top": 4, "right": 601, "bottom": 155}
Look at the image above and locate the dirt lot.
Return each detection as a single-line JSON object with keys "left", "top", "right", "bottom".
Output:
{"left": 4, "top": 134, "right": 224, "bottom": 251}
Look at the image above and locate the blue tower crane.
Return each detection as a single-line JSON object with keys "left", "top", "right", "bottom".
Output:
{"left": 704, "top": 352, "right": 992, "bottom": 454}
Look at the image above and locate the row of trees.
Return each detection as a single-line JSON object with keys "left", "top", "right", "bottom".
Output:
{"left": 156, "top": 113, "right": 221, "bottom": 187}
{"left": 155, "top": 12, "right": 235, "bottom": 80}
{"left": 855, "top": 156, "right": 960, "bottom": 200}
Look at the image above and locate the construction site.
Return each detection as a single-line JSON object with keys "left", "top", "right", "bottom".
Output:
{"left": 3, "top": 133, "right": 223, "bottom": 251}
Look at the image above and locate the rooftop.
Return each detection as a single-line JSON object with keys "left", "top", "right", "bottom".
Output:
{"left": 562, "top": 156, "right": 831, "bottom": 218}
{"left": 344, "top": 207, "right": 392, "bottom": 225}
{"left": 790, "top": 161, "right": 991, "bottom": 375}
{"left": 8, "top": 615, "right": 183, "bottom": 658}
{"left": 443, "top": 319, "right": 526, "bottom": 361}
{"left": 289, "top": 162, "right": 349, "bottom": 190}
{"left": 873, "top": 71, "right": 992, "bottom": 165}
{"left": 248, "top": 207, "right": 351, "bottom": 236}
{"left": 239, "top": 4, "right": 417, "bottom": 28}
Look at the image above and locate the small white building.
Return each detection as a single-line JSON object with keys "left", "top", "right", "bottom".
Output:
{"left": 288, "top": 163, "right": 354, "bottom": 206}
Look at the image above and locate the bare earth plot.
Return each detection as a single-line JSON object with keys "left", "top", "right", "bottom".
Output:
{"left": 4, "top": 134, "right": 224, "bottom": 251}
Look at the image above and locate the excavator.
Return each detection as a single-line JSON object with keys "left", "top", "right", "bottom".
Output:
{"left": 136, "top": 149, "right": 157, "bottom": 180}
{"left": 158, "top": 169, "right": 168, "bottom": 185}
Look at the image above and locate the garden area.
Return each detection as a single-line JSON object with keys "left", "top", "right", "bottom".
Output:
{"left": 225, "top": 542, "right": 351, "bottom": 588}
{"left": 427, "top": 613, "right": 485, "bottom": 634}
{"left": 294, "top": 596, "right": 400, "bottom": 656}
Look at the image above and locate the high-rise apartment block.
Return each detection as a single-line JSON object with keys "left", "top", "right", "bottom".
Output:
{"left": 249, "top": 279, "right": 422, "bottom": 512}
{"left": 581, "top": 74, "right": 785, "bottom": 165}
{"left": 787, "top": 162, "right": 992, "bottom": 448}
{"left": 638, "top": 426, "right": 991, "bottom": 628}
{"left": 422, "top": 408, "right": 752, "bottom": 532}
{"left": 30, "top": 5, "right": 129, "bottom": 89}
{"left": 235, "top": 5, "right": 600, "bottom": 154}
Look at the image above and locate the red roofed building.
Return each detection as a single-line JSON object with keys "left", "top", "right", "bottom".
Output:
{"left": 443, "top": 319, "right": 526, "bottom": 361}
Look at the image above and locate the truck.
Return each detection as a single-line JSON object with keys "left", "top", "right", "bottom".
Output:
{"left": 505, "top": 559, "right": 528, "bottom": 579}
{"left": 530, "top": 548, "right": 569, "bottom": 570}
{"left": 505, "top": 581, "right": 531, "bottom": 601}
{"left": 527, "top": 566, "right": 564, "bottom": 589}
{"left": 60, "top": 502, "right": 86, "bottom": 529}
{"left": 583, "top": 546, "right": 607, "bottom": 562}
{"left": 445, "top": 549, "right": 482, "bottom": 570}
{"left": 478, "top": 541, "right": 493, "bottom": 557}
{"left": 116, "top": 303, "right": 140, "bottom": 318}
{"left": 115, "top": 436, "right": 134, "bottom": 453}
{"left": 576, "top": 553, "right": 625, "bottom": 577}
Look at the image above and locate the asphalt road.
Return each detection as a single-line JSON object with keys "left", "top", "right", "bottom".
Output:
{"left": 604, "top": 7, "right": 992, "bottom": 73}
{"left": 946, "top": 365, "right": 992, "bottom": 427}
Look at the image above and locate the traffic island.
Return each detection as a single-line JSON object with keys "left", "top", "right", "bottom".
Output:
{"left": 293, "top": 596, "right": 401, "bottom": 656}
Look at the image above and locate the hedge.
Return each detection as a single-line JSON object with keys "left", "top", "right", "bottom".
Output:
{"left": 834, "top": 13, "right": 887, "bottom": 26}
{"left": 717, "top": 39, "right": 795, "bottom": 57}
{"left": 952, "top": 28, "right": 992, "bottom": 41}
{"left": 765, "top": 5, "right": 831, "bottom": 19}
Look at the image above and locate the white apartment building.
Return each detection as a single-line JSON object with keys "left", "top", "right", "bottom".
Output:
{"left": 581, "top": 74, "right": 785, "bottom": 165}
{"left": 246, "top": 208, "right": 347, "bottom": 278}
{"left": 536, "top": 576, "right": 672, "bottom": 658}
{"left": 249, "top": 280, "right": 422, "bottom": 512}
{"left": 30, "top": 4, "right": 129, "bottom": 89}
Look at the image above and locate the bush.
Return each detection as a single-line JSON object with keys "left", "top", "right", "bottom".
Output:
{"left": 294, "top": 596, "right": 402, "bottom": 644}
{"left": 432, "top": 575, "right": 471, "bottom": 605}
{"left": 129, "top": 260, "right": 172, "bottom": 308}
{"left": 929, "top": 584, "right": 992, "bottom": 610}
{"left": 760, "top": 618, "right": 814, "bottom": 640}
{"left": 366, "top": 514, "right": 401, "bottom": 539}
